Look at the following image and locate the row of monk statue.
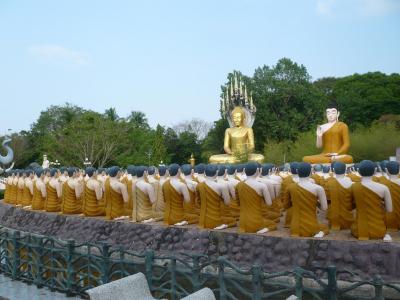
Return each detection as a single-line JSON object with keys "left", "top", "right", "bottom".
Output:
{"left": 2, "top": 160, "right": 399, "bottom": 241}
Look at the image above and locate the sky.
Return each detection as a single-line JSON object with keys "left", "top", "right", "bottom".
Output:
{"left": 0, "top": 0, "right": 399, "bottom": 134}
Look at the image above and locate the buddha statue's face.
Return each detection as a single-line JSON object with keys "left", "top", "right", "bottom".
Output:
{"left": 326, "top": 108, "right": 339, "bottom": 123}
{"left": 232, "top": 112, "right": 244, "bottom": 127}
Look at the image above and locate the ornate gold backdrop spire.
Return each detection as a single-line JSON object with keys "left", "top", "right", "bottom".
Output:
{"left": 220, "top": 71, "right": 256, "bottom": 120}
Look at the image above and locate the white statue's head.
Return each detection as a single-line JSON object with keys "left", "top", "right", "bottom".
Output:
{"left": 326, "top": 102, "right": 340, "bottom": 123}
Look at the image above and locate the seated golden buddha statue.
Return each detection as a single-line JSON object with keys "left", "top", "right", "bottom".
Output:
{"left": 303, "top": 103, "right": 353, "bottom": 164}
{"left": 209, "top": 106, "right": 264, "bottom": 164}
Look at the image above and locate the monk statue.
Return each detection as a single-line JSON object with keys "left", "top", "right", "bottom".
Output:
{"left": 45, "top": 168, "right": 62, "bottom": 212}
{"left": 326, "top": 161, "right": 354, "bottom": 230}
{"left": 83, "top": 167, "right": 105, "bottom": 217}
{"left": 104, "top": 166, "right": 129, "bottom": 220}
{"left": 198, "top": 164, "right": 236, "bottom": 229}
{"left": 62, "top": 168, "right": 83, "bottom": 214}
{"left": 351, "top": 160, "right": 392, "bottom": 241}
{"left": 287, "top": 162, "right": 329, "bottom": 238}
{"left": 163, "top": 164, "right": 199, "bottom": 226}
{"left": 31, "top": 168, "right": 47, "bottom": 210}
{"left": 380, "top": 161, "right": 400, "bottom": 231}
{"left": 238, "top": 162, "right": 277, "bottom": 234}
{"left": 132, "top": 166, "right": 157, "bottom": 223}
{"left": 303, "top": 102, "right": 353, "bottom": 164}
{"left": 209, "top": 106, "right": 264, "bottom": 164}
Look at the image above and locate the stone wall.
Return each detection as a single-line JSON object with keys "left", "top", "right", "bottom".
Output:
{"left": 0, "top": 202, "right": 399, "bottom": 282}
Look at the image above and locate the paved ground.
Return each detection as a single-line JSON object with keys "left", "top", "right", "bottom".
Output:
{"left": 0, "top": 275, "right": 82, "bottom": 300}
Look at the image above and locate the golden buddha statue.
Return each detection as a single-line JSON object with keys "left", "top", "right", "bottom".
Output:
{"left": 209, "top": 106, "right": 264, "bottom": 164}
{"left": 303, "top": 103, "right": 353, "bottom": 164}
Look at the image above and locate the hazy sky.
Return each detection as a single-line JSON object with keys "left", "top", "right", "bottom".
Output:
{"left": 0, "top": 0, "right": 399, "bottom": 134}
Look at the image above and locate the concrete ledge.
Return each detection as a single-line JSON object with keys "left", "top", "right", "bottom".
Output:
{"left": 0, "top": 201, "right": 399, "bottom": 282}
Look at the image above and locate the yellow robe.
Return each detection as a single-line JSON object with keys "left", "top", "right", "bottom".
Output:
{"left": 62, "top": 182, "right": 82, "bottom": 214}
{"left": 351, "top": 183, "right": 387, "bottom": 240}
{"left": 17, "top": 185, "right": 24, "bottom": 206}
{"left": 21, "top": 185, "right": 32, "bottom": 207}
{"left": 132, "top": 186, "right": 153, "bottom": 222}
{"left": 9, "top": 182, "right": 18, "bottom": 205}
{"left": 151, "top": 181, "right": 164, "bottom": 221}
{"left": 347, "top": 173, "right": 361, "bottom": 183}
{"left": 289, "top": 184, "right": 329, "bottom": 237}
{"left": 198, "top": 182, "right": 236, "bottom": 229}
{"left": 4, "top": 182, "right": 9, "bottom": 202}
{"left": 105, "top": 179, "right": 124, "bottom": 220}
{"left": 237, "top": 182, "right": 277, "bottom": 233}
{"left": 163, "top": 180, "right": 199, "bottom": 225}
{"left": 326, "top": 179, "right": 354, "bottom": 230}
{"left": 31, "top": 181, "right": 45, "bottom": 210}
{"left": 83, "top": 184, "right": 105, "bottom": 217}
{"left": 303, "top": 122, "right": 353, "bottom": 164}
{"left": 183, "top": 182, "right": 200, "bottom": 216}
{"left": 122, "top": 177, "right": 134, "bottom": 216}
{"left": 45, "top": 183, "right": 61, "bottom": 212}
{"left": 380, "top": 177, "right": 400, "bottom": 231}
{"left": 281, "top": 176, "right": 295, "bottom": 228}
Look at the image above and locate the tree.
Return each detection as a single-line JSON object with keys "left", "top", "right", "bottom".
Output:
{"left": 151, "top": 125, "right": 168, "bottom": 165}
{"left": 126, "top": 111, "right": 149, "bottom": 129}
{"left": 172, "top": 118, "right": 212, "bottom": 140}
{"left": 104, "top": 107, "right": 120, "bottom": 121}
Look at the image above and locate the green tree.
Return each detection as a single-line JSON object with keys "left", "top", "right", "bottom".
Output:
{"left": 151, "top": 125, "right": 168, "bottom": 165}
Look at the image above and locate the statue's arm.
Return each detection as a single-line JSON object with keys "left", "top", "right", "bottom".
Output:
{"left": 337, "top": 123, "right": 350, "bottom": 154}
{"left": 316, "top": 126, "right": 323, "bottom": 148}
{"left": 223, "top": 129, "right": 232, "bottom": 154}
{"left": 248, "top": 128, "right": 255, "bottom": 152}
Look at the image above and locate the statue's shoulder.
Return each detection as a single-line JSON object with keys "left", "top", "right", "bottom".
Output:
{"left": 337, "top": 121, "right": 349, "bottom": 129}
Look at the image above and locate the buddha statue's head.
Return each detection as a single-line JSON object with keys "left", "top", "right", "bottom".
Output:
{"left": 231, "top": 107, "right": 246, "bottom": 127}
{"left": 326, "top": 102, "right": 340, "bottom": 123}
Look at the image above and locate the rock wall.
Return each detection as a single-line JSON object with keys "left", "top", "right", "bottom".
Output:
{"left": 0, "top": 202, "right": 399, "bottom": 282}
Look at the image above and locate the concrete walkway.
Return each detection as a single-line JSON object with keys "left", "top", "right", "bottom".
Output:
{"left": 0, "top": 275, "right": 82, "bottom": 300}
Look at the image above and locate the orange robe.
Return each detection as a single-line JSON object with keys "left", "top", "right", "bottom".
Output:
{"left": 303, "top": 122, "right": 353, "bottom": 164}
{"left": 9, "top": 182, "right": 18, "bottom": 205}
{"left": 163, "top": 180, "right": 198, "bottom": 225}
{"left": 83, "top": 184, "right": 105, "bottom": 217}
{"left": 380, "top": 177, "right": 400, "bottom": 231}
{"left": 281, "top": 176, "right": 295, "bottom": 228}
{"left": 31, "top": 181, "right": 45, "bottom": 210}
{"left": 184, "top": 184, "right": 200, "bottom": 216}
{"left": 122, "top": 177, "right": 133, "bottom": 216}
{"left": 351, "top": 183, "right": 387, "bottom": 240}
{"left": 62, "top": 182, "right": 82, "bottom": 214}
{"left": 132, "top": 186, "right": 153, "bottom": 222}
{"left": 104, "top": 179, "right": 125, "bottom": 220}
{"left": 45, "top": 183, "right": 61, "bottom": 212}
{"left": 347, "top": 173, "right": 361, "bottom": 183}
{"left": 197, "top": 182, "right": 236, "bottom": 229}
{"left": 237, "top": 182, "right": 277, "bottom": 233}
{"left": 289, "top": 184, "right": 329, "bottom": 237}
{"left": 21, "top": 185, "right": 33, "bottom": 207}
{"left": 326, "top": 179, "right": 354, "bottom": 230}
{"left": 16, "top": 184, "right": 24, "bottom": 206}
{"left": 4, "top": 182, "right": 9, "bottom": 202}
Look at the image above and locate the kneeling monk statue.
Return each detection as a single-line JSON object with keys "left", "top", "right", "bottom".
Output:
{"left": 303, "top": 102, "right": 353, "bottom": 164}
